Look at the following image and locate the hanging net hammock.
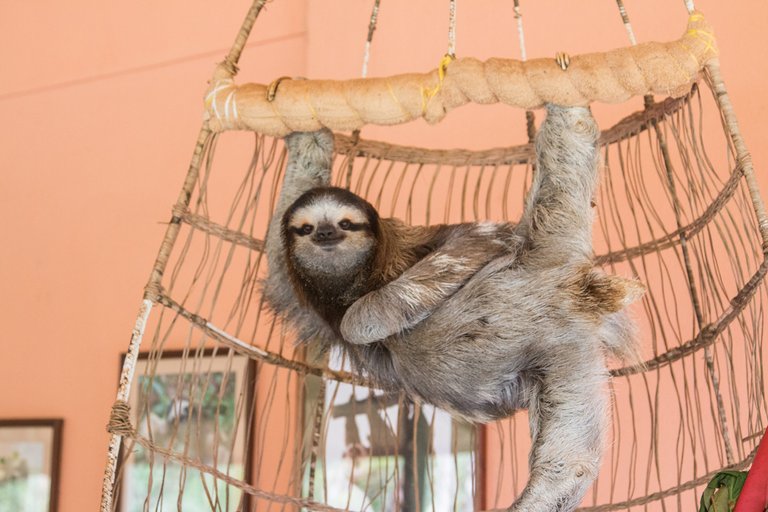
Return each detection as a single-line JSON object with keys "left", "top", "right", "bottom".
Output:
{"left": 101, "top": 1, "right": 768, "bottom": 510}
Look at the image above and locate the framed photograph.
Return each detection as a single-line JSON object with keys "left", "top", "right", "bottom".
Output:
{"left": 0, "top": 419, "right": 63, "bottom": 512}
{"left": 118, "top": 350, "right": 255, "bottom": 512}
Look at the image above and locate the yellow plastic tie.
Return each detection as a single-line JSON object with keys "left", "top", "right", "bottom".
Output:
{"left": 686, "top": 28, "right": 716, "bottom": 54}
{"left": 685, "top": 13, "right": 716, "bottom": 55}
{"left": 420, "top": 54, "right": 455, "bottom": 115}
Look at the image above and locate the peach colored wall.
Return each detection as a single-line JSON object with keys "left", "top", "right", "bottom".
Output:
{"left": 0, "top": 1, "right": 766, "bottom": 511}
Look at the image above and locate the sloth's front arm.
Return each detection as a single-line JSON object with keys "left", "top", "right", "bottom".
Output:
{"left": 340, "top": 221, "right": 520, "bottom": 345}
{"left": 263, "top": 129, "right": 336, "bottom": 344}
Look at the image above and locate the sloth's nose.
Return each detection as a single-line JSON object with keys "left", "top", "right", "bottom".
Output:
{"left": 315, "top": 224, "right": 336, "bottom": 240}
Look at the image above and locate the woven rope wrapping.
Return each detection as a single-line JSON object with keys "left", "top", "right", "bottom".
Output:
{"left": 204, "top": 12, "right": 717, "bottom": 136}
{"left": 107, "top": 400, "right": 135, "bottom": 437}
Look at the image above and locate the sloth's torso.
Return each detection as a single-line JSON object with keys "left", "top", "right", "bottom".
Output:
{"left": 345, "top": 258, "right": 616, "bottom": 423}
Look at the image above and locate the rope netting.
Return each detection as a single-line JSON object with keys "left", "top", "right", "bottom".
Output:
{"left": 101, "top": 1, "right": 768, "bottom": 511}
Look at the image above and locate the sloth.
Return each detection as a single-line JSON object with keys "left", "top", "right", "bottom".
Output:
{"left": 263, "top": 106, "right": 644, "bottom": 512}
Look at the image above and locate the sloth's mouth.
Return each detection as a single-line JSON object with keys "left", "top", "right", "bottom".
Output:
{"left": 314, "top": 238, "right": 343, "bottom": 250}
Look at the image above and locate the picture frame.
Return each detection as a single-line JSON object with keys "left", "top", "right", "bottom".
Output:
{"left": 0, "top": 418, "right": 63, "bottom": 512}
{"left": 118, "top": 349, "right": 255, "bottom": 512}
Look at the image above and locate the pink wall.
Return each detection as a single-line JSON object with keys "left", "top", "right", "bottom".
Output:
{"left": 0, "top": 1, "right": 766, "bottom": 510}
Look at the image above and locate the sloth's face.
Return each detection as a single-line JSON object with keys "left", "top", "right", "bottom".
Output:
{"left": 286, "top": 197, "right": 376, "bottom": 275}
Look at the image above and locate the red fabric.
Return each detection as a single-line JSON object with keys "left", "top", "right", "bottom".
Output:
{"left": 735, "top": 432, "right": 768, "bottom": 512}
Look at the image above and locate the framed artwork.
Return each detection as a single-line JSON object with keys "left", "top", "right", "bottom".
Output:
{"left": 118, "top": 350, "right": 255, "bottom": 512}
{"left": 0, "top": 419, "right": 63, "bottom": 512}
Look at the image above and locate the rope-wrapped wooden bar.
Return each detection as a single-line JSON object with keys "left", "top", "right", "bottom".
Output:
{"left": 204, "top": 12, "right": 717, "bottom": 136}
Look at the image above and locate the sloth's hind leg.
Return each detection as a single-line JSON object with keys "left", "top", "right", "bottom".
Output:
{"left": 510, "top": 350, "right": 609, "bottom": 511}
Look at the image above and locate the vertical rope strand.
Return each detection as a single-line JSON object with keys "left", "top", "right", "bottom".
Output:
{"left": 525, "top": 111, "right": 536, "bottom": 144}
{"left": 513, "top": 0, "right": 536, "bottom": 143}
{"left": 448, "top": 0, "right": 457, "bottom": 57}
{"left": 613, "top": 0, "right": 638, "bottom": 47}
{"left": 684, "top": 0, "right": 696, "bottom": 14}
{"left": 513, "top": 0, "right": 527, "bottom": 62}
{"left": 361, "top": 0, "right": 381, "bottom": 79}
{"left": 347, "top": 0, "right": 383, "bottom": 189}
{"left": 615, "top": 0, "right": 638, "bottom": 45}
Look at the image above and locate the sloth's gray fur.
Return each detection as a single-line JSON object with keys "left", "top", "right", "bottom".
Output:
{"left": 263, "top": 105, "right": 644, "bottom": 511}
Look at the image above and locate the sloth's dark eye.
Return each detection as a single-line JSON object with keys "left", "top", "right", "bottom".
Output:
{"left": 300, "top": 224, "right": 313, "bottom": 235}
{"left": 338, "top": 219, "right": 352, "bottom": 230}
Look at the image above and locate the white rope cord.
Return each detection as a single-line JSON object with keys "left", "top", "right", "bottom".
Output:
{"left": 615, "top": 0, "right": 638, "bottom": 46}
{"left": 351, "top": 0, "right": 383, "bottom": 188}
{"left": 684, "top": 0, "right": 696, "bottom": 14}
{"left": 361, "top": 0, "right": 381, "bottom": 78}
{"left": 448, "top": 0, "right": 457, "bottom": 57}
{"left": 513, "top": 0, "right": 537, "bottom": 142}
{"left": 362, "top": 41, "right": 373, "bottom": 78}
{"left": 512, "top": 0, "right": 527, "bottom": 61}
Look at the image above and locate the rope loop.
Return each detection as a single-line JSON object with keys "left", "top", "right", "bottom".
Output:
{"left": 267, "top": 76, "right": 292, "bottom": 102}
{"left": 555, "top": 52, "right": 571, "bottom": 71}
